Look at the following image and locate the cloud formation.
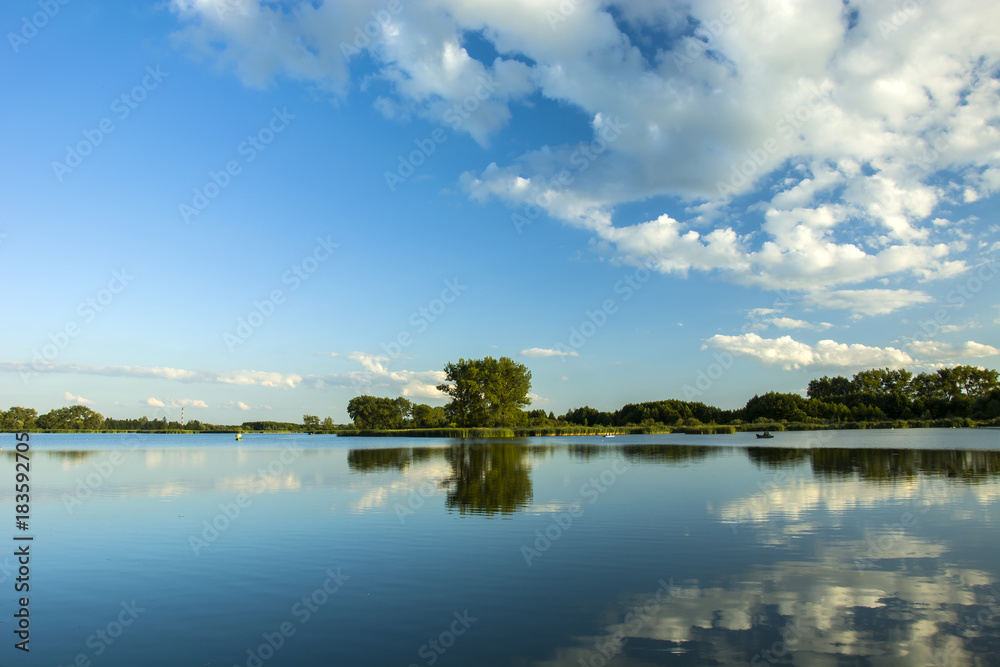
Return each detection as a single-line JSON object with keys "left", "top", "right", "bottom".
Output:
{"left": 169, "top": 0, "right": 999, "bottom": 296}
{"left": 704, "top": 333, "right": 913, "bottom": 370}
{"left": 906, "top": 340, "right": 1000, "bottom": 360}
{"left": 64, "top": 391, "right": 93, "bottom": 405}
{"left": 344, "top": 352, "right": 447, "bottom": 400}
{"left": 0, "top": 361, "right": 303, "bottom": 389}
{"left": 520, "top": 347, "right": 580, "bottom": 358}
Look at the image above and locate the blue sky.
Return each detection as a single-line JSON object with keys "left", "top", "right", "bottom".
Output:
{"left": 2, "top": 0, "right": 998, "bottom": 424}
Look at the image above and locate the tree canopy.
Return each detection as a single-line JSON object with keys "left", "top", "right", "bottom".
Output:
{"left": 436, "top": 356, "right": 532, "bottom": 427}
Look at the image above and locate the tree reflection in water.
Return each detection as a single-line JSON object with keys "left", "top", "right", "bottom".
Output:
{"left": 443, "top": 443, "right": 533, "bottom": 516}
{"left": 347, "top": 443, "right": 1000, "bottom": 519}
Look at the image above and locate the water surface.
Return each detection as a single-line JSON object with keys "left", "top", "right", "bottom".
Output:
{"left": 2, "top": 429, "right": 999, "bottom": 665}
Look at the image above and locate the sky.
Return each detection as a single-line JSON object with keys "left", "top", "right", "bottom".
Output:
{"left": 1, "top": 0, "right": 999, "bottom": 425}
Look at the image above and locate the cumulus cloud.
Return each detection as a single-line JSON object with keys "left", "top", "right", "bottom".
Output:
{"left": 146, "top": 396, "right": 207, "bottom": 409}
{"left": 65, "top": 392, "right": 93, "bottom": 405}
{"left": 169, "top": 0, "right": 1000, "bottom": 293}
{"left": 906, "top": 340, "right": 1000, "bottom": 360}
{"left": 173, "top": 398, "right": 209, "bottom": 408}
{"left": 704, "top": 333, "right": 913, "bottom": 370}
{"left": 0, "top": 361, "right": 302, "bottom": 389}
{"left": 520, "top": 347, "right": 580, "bottom": 358}
{"left": 802, "top": 289, "right": 934, "bottom": 316}
{"left": 766, "top": 317, "right": 834, "bottom": 331}
{"left": 344, "top": 352, "right": 447, "bottom": 400}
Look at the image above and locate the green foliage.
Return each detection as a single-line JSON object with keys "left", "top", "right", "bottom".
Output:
{"left": 436, "top": 356, "right": 532, "bottom": 427}
{"left": 242, "top": 421, "right": 302, "bottom": 431}
{"left": 0, "top": 406, "right": 38, "bottom": 431}
{"left": 36, "top": 405, "right": 104, "bottom": 430}
{"left": 347, "top": 395, "right": 406, "bottom": 429}
{"left": 412, "top": 403, "right": 448, "bottom": 428}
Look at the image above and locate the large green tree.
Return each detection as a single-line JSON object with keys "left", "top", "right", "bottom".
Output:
{"left": 436, "top": 357, "right": 532, "bottom": 427}
{"left": 1, "top": 406, "right": 38, "bottom": 431}
{"left": 36, "top": 406, "right": 103, "bottom": 430}
{"left": 347, "top": 396, "right": 408, "bottom": 429}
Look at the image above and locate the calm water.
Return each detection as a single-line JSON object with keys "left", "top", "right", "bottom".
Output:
{"left": 2, "top": 429, "right": 999, "bottom": 666}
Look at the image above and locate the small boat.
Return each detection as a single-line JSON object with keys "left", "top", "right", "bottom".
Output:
{"left": 603, "top": 433, "right": 615, "bottom": 438}
{"left": 235, "top": 433, "right": 243, "bottom": 441}
{"left": 756, "top": 432, "right": 774, "bottom": 439}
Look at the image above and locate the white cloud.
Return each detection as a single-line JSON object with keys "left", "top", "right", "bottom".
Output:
{"left": 145, "top": 397, "right": 166, "bottom": 407}
{"left": 65, "top": 391, "right": 93, "bottom": 405}
{"left": 767, "top": 317, "right": 834, "bottom": 331}
{"left": 520, "top": 347, "right": 579, "bottom": 358}
{"left": 0, "top": 361, "right": 303, "bottom": 389}
{"left": 344, "top": 352, "right": 447, "bottom": 400}
{"left": 172, "top": 398, "right": 209, "bottom": 408}
{"left": 704, "top": 333, "right": 912, "bottom": 370}
{"left": 907, "top": 340, "right": 1000, "bottom": 360}
{"left": 170, "top": 0, "right": 1000, "bottom": 293}
{"left": 802, "top": 289, "right": 933, "bottom": 316}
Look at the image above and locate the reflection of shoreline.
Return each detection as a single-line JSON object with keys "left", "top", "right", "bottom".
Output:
{"left": 748, "top": 446, "right": 1000, "bottom": 482}
{"left": 348, "top": 443, "right": 1000, "bottom": 485}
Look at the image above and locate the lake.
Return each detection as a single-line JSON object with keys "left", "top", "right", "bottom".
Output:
{"left": 3, "top": 429, "right": 999, "bottom": 666}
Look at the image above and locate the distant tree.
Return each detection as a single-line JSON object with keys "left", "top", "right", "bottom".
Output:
{"left": 412, "top": 404, "right": 448, "bottom": 428}
{"left": 302, "top": 415, "right": 321, "bottom": 429}
{"left": 347, "top": 396, "right": 406, "bottom": 429}
{"left": 392, "top": 397, "right": 414, "bottom": 426}
{"left": 742, "top": 392, "right": 808, "bottom": 422}
{"left": 1, "top": 406, "right": 37, "bottom": 431}
{"left": 807, "top": 375, "right": 852, "bottom": 401}
{"left": 36, "top": 406, "right": 103, "bottom": 430}
{"left": 321, "top": 417, "right": 335, "bottom": 430}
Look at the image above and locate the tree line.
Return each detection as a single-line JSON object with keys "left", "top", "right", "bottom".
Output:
{"left": 3, "top": 363, "right": 997, "bottom": 433}
{"left": 558, "top": 365, "right": 999, "bottom": 427}
{"left": 344, "top": 363, "right": 999, "bottom": 430}
{"left": 0, "top": 406, "right": 335, "bottom": 433}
